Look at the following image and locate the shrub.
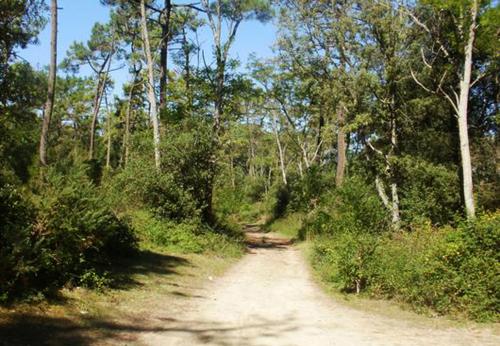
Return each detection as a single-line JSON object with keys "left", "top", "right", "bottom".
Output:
{"left": 32, "top": 168, "right": 137, "bottom": 288}
{"left": 0, "top": 167, "right": 137, "bottom": 300}
{"left": 312, "top": 232, "right": 379, "bottom": 293}
{"left": 311, "top": 212, "right": 500, "bottom": 321}
{"left": 0, "top": 176, "right": 37, "bottom": 300}
{"left": 302, "top": 176, "right": 389, "bottom": 239}
{"left": 129, "top": 210, "right": 244, "bottom": 256}
{"left": 398, "top": 156, "right": 461, "bottom": 225}
{"left": 107, "top": 157, "right": 198, "bottom": 221}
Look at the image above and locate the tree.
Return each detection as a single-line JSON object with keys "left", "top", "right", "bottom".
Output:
{"left": 39, "top": 0, "right": 58, "bottom": 166}
{"left": 201, "top": 0, "right": 272, "bottom": 136}
{"left": 140, "top": 0, "right": 162, "bottom": 169}
{"left": 62, "top": 22, "right": 119, "bottom": 161}
{"left": 405, "top": 0, "right": 497, "bottom": 219}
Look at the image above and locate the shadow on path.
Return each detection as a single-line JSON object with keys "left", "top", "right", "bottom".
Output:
{"left": 243, "top": 225, "right": 293, "bottom": 250}
{"left": 0, "top": 249, "right": 191, "bottom": 346}
{"left": 0, "top": 311, "right": 301, "bottom": 346}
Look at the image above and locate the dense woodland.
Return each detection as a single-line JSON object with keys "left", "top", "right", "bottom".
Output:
{"left": 1, "top": 0, "right": 499, "bottom": 321}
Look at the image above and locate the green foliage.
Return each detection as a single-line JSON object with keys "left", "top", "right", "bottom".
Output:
{"left": 311, "top": 212, "right": 500, "bottom": 321}
{"left": 301, "top": 176, "right": 389, "bottom": 239}
{"left": 312, "top": 232, "right": 379, "bottom": 293}
{"left": 0, "top": 167, "right": 137, "bottom": 301}
{"left": 266, "top": 212, "right": 303, "bottom": 238}
{"left": 129, "top": 210, "right": 243, "bottom": 257}
{"left": 0, "top": 174, "right": 36, "bottom": 302}
{"left": 398, "top": 156, "right": 461, "bottom": 225}
{"left": 33, "top": 167, "right": 137, "bottom": 280}
{"left": 108, "top": 155, "right": 198, "bottom": 221}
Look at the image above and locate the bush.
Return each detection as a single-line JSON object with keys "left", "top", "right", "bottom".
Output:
{"left": 0, "top": 176, "right": 37, "bottom": 301}
{"left": 301, "top": 176, "right": 389, "bottom": 239}
{"left": 129, "top": 210, "right": 244, "bottom": 256}
{"left": 310, "top": 212, "right": 500, "bottom": 321}
{"left": 32, "top": 168, "right": 137, "bottom": 287}
{"left": 312, "top": 232, "right": 379, "bottom": 293}
{"left": 398, "top": 156, "right": 461, "bottom": 225}
{"left": 107, "top": 157, "right": 198, "bottom": 221}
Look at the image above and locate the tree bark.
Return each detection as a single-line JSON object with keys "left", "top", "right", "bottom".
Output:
{"left": 457, "top": 0, "right": 478, "bottom": 219}
{"left": 105, "top": 95, "right": 112, "bottom": 169}
{"left": 39, "top": 0, "right": 57, "bottom": 166}
{"left": 122, "top": 80, "right": 135, "bottom": 167}
{"left": 140, "top": 0, "right": 161, "bottom": 169}
{"left": 159, "top": 0, "right": 172, "bottom": 112}
{"left": 88, "top": 53, "right": 112, "bottom": 160}
{"left": 336, "top": 104, "right": 347, "bottom": 186}
{"left": 272, "top": 112, "right": 287, "bottom": 185}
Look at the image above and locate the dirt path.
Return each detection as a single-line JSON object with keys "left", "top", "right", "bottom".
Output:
{"left": 138, "top": 228, "right": 499, "bottom": 346}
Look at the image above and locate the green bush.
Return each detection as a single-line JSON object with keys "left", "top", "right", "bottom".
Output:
{"left": 0, "top": 177, "right": 37, "bottom": 300}
{"left": 107, "top": 157, "right": 198, "bottom": 221}
{"left": 301, "top": 176, "right": 389, "bottom": 239}
{"left": 0, "top": 167, "right": 137, "bottom": 300}
{"left": 32, "top": 168, "right": 137, "bottom": 287}
{"left": 312, "top": 232, "right": 379, "bottom": 293}
{"left": 129, "top": 210, "right": 244, "bottom": 256}
{"left": 398, "top": 156, "right": 461, "bottom": 225}
{"left": 311, "top": 212, "right": 500, "bottom": 321}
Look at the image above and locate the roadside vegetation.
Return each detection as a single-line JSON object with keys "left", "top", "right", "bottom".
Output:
{"left": 1, "top": 0, "right": 498, "bottom": 327}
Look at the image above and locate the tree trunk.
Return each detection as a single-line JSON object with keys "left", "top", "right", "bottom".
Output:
{"left": 122, "top": 82, "right": 134, "bottom": 167}
{"left": 315, "top": 108, "right": 325, "bottom": 164}
{"left": 336, "top": 104, "right": 347, "bottom": 186}
{"left": 140, "top": 0, "right": 161, "bottom": 169}
{"left": 457, "top": 0, "right": 478, "bottom": 219}
{"left": 159, "top": 0, "right": 172, "bottom": 112}
{"left": 272, "top": 112, "right": 287, "bottom": 185}
{"left": 389, "top": 118, "right": 401, "bottom": 228}
{"left": 39, "top": 0, "right": 57, "bottom": 166}
{"left": 182, "top": 26, "right": 192, "bottom": 112}
{"left": 89, "top": 53, "right": 113, "bottom": 160}
{"left": 105, "top": 95, "right": 112, "bottom": 169}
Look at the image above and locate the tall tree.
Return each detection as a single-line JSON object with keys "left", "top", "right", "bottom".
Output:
{"left": 62, "top": 22, "right": 119, "bottom": 160}
{"left": 39, "top": 0, "right": 57, "bottom": 166}
{"left": 405, "top": 0, "right": 496, "bottom": 219}
{"left": 140, "top": 0, "right": 162, "bottom": 169}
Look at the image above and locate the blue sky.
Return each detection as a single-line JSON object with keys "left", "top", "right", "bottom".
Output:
{"left": 20, "top": 0, "right": 277, "bottom": 96}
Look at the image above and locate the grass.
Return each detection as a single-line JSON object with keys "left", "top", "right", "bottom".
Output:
{"left": 0, "top": 240, "right": 243, "bottom": 345}
{"left": 266, "top": 212, "right": 304, "bottom": 238}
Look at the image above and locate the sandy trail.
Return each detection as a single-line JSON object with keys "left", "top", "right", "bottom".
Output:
{"left": 140, "top": 229, "right": 498, "bottom": 346}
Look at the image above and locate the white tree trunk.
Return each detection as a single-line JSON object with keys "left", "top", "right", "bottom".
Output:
{"left": 272, "top": 112, "right": 287, "bottom": 185}
{"left": 457, "top": 0, "right": 478, "bottom": 219}
{"left": 140, "top": 0, "right": 161, "bottom": 169}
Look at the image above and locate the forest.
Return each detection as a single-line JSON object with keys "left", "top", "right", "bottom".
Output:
{"left": 0, "top": 0, "right": 499, "bottom": 333}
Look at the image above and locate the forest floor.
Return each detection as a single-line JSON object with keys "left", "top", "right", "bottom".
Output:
{"left": 1, "top": 226, "right": 499, "bottom": 345}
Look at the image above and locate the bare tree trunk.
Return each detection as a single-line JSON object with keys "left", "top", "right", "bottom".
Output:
{"left": 105, "top": 95, "right": 112, "bottom": 169}
{"left": 140, "top": 0, "right": 161, "bottom": 169}
{"left": 336, "top": 105, "right": 347, "bottom": 186}
{"left": 389, "top": 118, "right": 401, "bottom": 227}
{"left": 315, "top": 107, "right": 324, "bottom": 164}
{"left": 272, "top": 112, "right": 287, "bottom": 185}
{"left": 39, "top": 0, "right": 57, "bottom": 166}
{"left": 159, "top": 0, "right": 172, "bottom": 112}
{"left": 89, "top": 53, "right": 113, "bottom": 160}
{"left": 122, "top": 84, "right": 134, "bottom": 167}
{"left": 182, "top": 26, "right": 192, "bottom": 112}
{"left": 457, "top": 0, "right": 478, "bottom": 219}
